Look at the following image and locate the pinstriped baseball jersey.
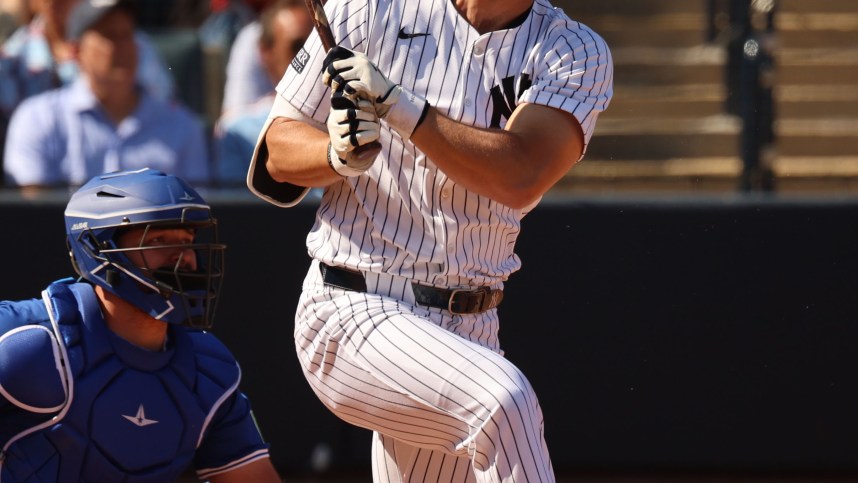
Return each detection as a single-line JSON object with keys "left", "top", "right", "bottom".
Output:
{"left": 276, "top": 0, "right": 613, "bottom": 288}
{"left": 263, "top": 1, "right": 613, "bottom": 481}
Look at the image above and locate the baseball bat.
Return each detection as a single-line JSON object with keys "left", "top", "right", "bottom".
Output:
{"left": 304, "top": 0, "right": 382, "bottom": 161}
{"left": 305, "top": 0, "right": 336, "bottom": 51}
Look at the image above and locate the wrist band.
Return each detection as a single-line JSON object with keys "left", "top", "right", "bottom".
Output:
{"left": 386, "top": 86, "right": 428, "bottom": 141}
{"left": 415, "top": 101, "right": 431, "bottom": 130}
{"left": 326, "top": 141, "right": 338, "bottom": 173}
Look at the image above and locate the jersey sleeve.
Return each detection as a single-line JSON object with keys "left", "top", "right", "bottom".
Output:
{"left": 274, "top": 0, "right": 372, "bottom": 124}
{"left": 518, "top": 18, "right": 613, "bottom": 156}
{"left": 193, "top": 389, "right": 271, "bottom": 479}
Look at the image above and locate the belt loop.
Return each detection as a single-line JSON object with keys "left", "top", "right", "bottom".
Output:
{"left": 483, "top": 289, "right": 503, "bottom": 312}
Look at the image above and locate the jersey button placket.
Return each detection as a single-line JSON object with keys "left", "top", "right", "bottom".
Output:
{"left": 472, "top": 36, "right": 488, "bottom": 57}
{"left": 437, "top": 179, "right": 456, "bottom": 278}
{"left": 461, "top": 37, "right": 488, "bottom": 120}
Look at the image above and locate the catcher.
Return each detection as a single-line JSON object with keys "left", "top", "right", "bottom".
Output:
{"left": 0, "top": 169, "right": 281, "bottom": 482}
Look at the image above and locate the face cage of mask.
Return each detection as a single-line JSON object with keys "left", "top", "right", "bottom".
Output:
{"left": 77, "top": 221, "right": 226, "bottom": 329}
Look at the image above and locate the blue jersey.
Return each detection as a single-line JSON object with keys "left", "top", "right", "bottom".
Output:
{"left": 0, "top": 280, "right": 270, "bottom": 482}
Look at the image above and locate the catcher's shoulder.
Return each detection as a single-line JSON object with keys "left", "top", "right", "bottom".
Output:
{"left": 183, "top": 328, "right": 242, "bottom": 388}
{"left": 0, "top": 322, "right": 68, "bottom": 413}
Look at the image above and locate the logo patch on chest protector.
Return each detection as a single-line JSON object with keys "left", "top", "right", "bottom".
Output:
{"left": 291, "top": 47, "right": 311, "bottom": 74}
{"left": 89, "top": 371, "right": 202, "bottom": 472}
{"left": 122, "top": 404, "right": 160, "bottom": 427}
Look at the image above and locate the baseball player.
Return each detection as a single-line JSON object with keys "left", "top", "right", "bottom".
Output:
{"left": 247, "top": 0, "right": 613, "bottom": 481}
{"left": 0, "top": 169, "right": 281, "bottom": 482}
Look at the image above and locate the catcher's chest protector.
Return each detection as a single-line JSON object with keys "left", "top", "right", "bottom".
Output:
{"left": 0, "top": 281, "right": 240, "bottom": 483}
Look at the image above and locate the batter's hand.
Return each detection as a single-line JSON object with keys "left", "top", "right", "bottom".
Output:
{"left": 322, "top": 47, "right": 428, "bottom": 141}
{"left": 326, "top": 96, "right": 381, "bottom": 177}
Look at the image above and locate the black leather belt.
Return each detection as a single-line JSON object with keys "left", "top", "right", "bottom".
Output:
{"left": 319, "top": 263, "right": 503, "bottom": 315}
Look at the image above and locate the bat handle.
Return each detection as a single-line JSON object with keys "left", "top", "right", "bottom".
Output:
{"left": 304, "top": 1, "right": 383, "bottom": 160}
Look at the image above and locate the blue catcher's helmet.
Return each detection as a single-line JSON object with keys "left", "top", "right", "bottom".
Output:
{"left": 65, "top": 169, "right": 225, "bottom": 328}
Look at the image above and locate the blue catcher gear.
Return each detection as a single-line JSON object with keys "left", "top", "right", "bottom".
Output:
{"left": 0, "top": 280, "right": 266, "bottom": 482}
{"left": 64, "top": 169, "right": 225, "bottom": 328}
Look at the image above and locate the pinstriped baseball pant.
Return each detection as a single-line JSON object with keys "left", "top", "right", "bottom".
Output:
{"left": 294, "top": 260, "right": 555, "bottom": 482}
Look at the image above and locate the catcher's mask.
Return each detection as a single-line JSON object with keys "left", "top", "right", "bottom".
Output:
{"left": 65, "top": 168, "right": 226, "bottom": 328}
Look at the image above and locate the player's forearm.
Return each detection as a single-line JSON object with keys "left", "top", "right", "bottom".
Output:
{"left": 411, "top": 105, "right": 583, "bottom": 209}
{"left": 264, "top": 118, "right": 343, "bottom": 187}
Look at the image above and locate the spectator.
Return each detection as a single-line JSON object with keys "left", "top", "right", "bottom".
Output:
{"left": 196, "top": 0, "right": 257, "bottom": 125}
{"left": 218, "top": 0, "right": 278, "bottom": 116}
{"left": 3, "top": 0, "right": 209, "bottom": 191}
{"left": 0, "top": 0, "right": 175, "bottom": 114}
{"left": 198, "top": 0, "right": 257, "bottom": 57}
{"left": 213, "top": 0, "right": 310, "bottom": 185}
{"left": 0, "top": 0, "right": 28, "bottom": 42}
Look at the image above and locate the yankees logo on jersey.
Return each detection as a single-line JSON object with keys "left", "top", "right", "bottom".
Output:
{"left": 490, "top": 73, "right": 533, "bottom": 127}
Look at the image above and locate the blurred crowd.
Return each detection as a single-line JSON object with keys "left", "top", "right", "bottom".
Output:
{"left": 0, "top": 0, "right": 313, "bottom": 192}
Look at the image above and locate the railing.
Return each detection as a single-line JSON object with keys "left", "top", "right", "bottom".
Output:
{"left": 709, "top": 0, "right": 778, "bottom": 192}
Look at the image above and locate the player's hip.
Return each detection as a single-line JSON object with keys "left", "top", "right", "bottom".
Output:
{"left": 294, "top": 259, "right": 502, "bottom": 350}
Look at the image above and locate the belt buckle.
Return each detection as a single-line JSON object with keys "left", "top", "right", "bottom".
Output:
{"left": 448, "top": 288, "right": 487, "bottom": 315}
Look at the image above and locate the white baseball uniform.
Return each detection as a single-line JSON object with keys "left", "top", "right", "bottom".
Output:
{"left": 248, "top": 0, "right": 612, "bottom": 481}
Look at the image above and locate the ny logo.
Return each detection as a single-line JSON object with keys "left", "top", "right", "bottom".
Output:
{"left": 489, "top": 73, "right": 532, "bottom": 128}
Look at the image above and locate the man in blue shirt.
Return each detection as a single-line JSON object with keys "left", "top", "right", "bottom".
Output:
{"left": 2, "top": 0, "right": 208, "bottom": 190}
{"left": 0, "top": 0, "right": 175, "bottom": 114}
{"left": 0, "top": 168, "right": 282, "bottom": 482}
